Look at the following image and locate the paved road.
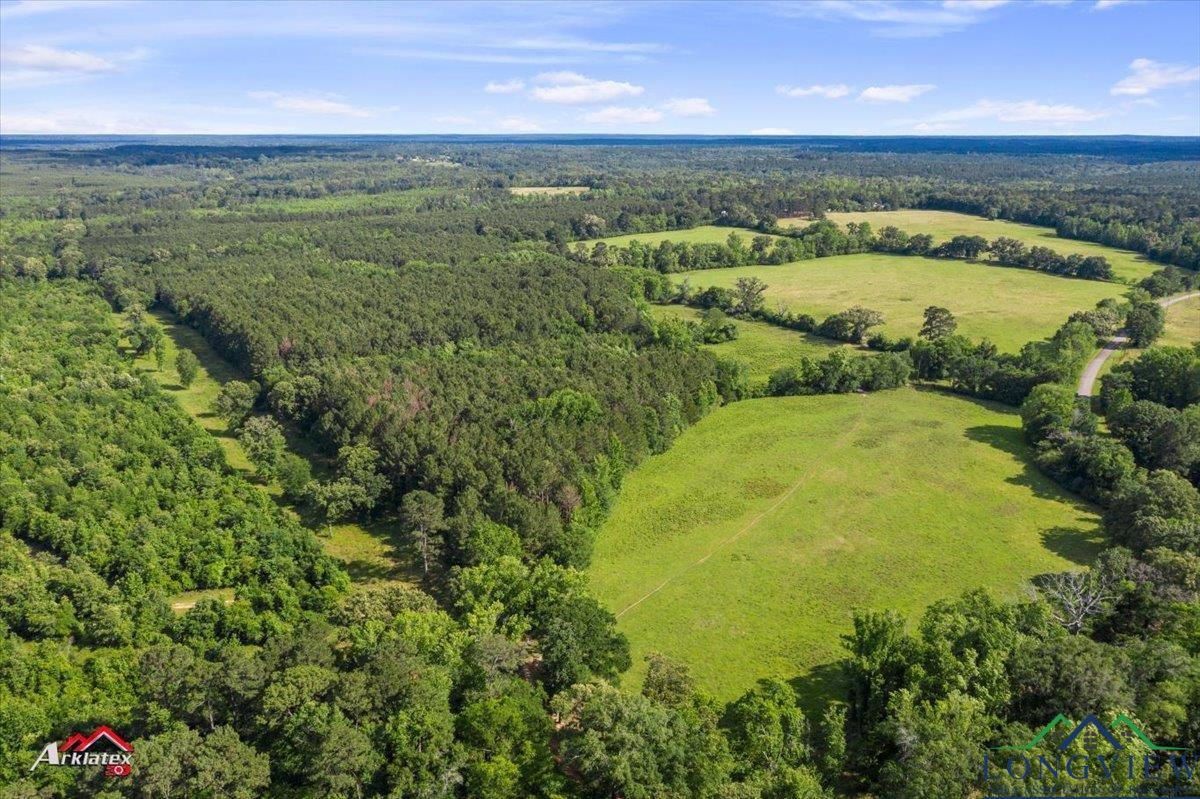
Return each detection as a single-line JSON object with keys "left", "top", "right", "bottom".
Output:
{"left": 1076, "top": 291, "right": 1200, "bottom": 397}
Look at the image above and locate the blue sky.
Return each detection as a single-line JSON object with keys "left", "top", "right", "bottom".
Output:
{"left": 1, "top": 0, "right": 1197, "bottom": 135}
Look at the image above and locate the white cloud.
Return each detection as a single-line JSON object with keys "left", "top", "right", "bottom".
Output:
{"left": 530, "top": 71, "right": 643, "bottom": 104}
{"left": 2, "top": 44, "right": 116, "bottom": 73}
{"left": 915, "top": 99, "right": 1108, "bottom": 128}
{"left": 661, "top": 97, "right": 715, "bottom": 117}
{"left": 497, "top": 115, "right": 541, "bottom": 132}
{"left": 775, "top": 0, "right": 1010, "bottom": 37}
{"left": 484, "top": 78, "right": 525, "bottom": 94}
{"left": 1111, "top": 58, "right": 1200, "bottom": 96}
{"left": 1092, "top": 0, "right": 1130, "bottom": 9}
{"left": 583, "top": 106, "right": 664, "bottom": 125}
{"left": 0, "top": 43, "right": 149, "bottom": 87}
{"left": 750, "top": 127, "right": 796, "bottom": 135}
{"left": 777, "top": 84, "right": 852, "bottom": 99}
{"left": 248, "top": 91, "right": 373, "bottom": 118}
{"left": 860, "top": 83, "right": 936, "bottom": 102}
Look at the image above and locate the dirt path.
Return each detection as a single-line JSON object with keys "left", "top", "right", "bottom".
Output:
{"left": 1076, "top": 291, "right": 1200, "bottom": 397}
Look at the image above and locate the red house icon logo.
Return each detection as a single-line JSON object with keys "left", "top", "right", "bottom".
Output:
{"left": 31, "top": 725, "right": 134, "bottom": 777}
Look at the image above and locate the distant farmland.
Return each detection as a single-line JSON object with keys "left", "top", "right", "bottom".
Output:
{"left": 589, "top": 225, "right": 778, "bottom": 248}
{"left": 508, "top": 185, "right": 589, "bottom": 196}
{"left": 815, "top": 209, "right": 1157, "bottom": 283}
{"left": 681, "top": 252, "right": 1128, "bottom": 351}
{"left": 589, "top": 388, "right": 1102, "bottom": 703}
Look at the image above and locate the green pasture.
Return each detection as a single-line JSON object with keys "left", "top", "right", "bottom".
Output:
{"left": 589, "top": 388, "right": 1102, "bottom": 705}
{"left": 650, "top": 304, "right": 854, "bottom": 385}
{"left": 681, "top": 253, "right": 1128, "bottom": 352}
{"left": 589, "top": 225, "right": 778, "bottom": 248}
{"left": 813, "top": 209, "right": 1157, "bottom": 284}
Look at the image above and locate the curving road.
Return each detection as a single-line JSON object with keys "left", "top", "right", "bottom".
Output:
{"left": 1077, "top": 291, "right": 1200, "bottom": 397}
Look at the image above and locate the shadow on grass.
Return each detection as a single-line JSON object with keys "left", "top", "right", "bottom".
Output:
{"left": 963, "top": 424, "right": 1104, "bottom": 567}
{"left": 788, "top": 661, "right": 847, "bottom": 717}
{"left": 963, "top": 423, "right": 1097, "bottom": 508}
{"left": 1039, "top": 524, "right": 1104, "bottom": 567}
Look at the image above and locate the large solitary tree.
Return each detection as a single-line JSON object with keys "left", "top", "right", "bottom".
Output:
{"left": 401, "top": 490, "right": 445, "bottom": 575}
{"left": 175, "top": 349, "right": 200, "bottom": 388}
{"left": 732, "top": 276, "right": 768, "bottom": 314}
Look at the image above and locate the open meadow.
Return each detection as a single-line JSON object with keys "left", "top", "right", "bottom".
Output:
{"left": 589, "top": 388, "right": 1103, "bottom": 704}
{"left": 650, "top": 304, "right": 854, "bottom": 385}
{"left": 1162, "top": 294, "right": 1200, "bottom": 347}
{"left": 814, "top": 209, "right": 1157, "bottom": 283}
{"left": 590, "top": 224, "right": 778, "bottom": 248}
{"left": 508, "top": 185, "right": 589, "bottom": 196}
{"left": 681, "top": 252, "right": 1129, "bottom": 351}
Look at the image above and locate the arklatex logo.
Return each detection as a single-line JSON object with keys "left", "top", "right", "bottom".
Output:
{"left": 30, "top": 725, "right": 133, "bottom": 778}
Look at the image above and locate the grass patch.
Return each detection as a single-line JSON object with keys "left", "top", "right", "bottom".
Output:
{"left": 1162, "top": 295, "right": 1200, "bottom": 348}
{"left": 589, "top": 388, "right": 1102, "bottom": 705}
{"left": 650, "top": 304, "right": 854, "bottom": 386}
{"left": 508, "top": 186, "right": 589, "bottom": 196}
{"left": 169, "top": 588, "right": 235, "bottom": 613}
{"left": 588, "top": 225, "right": 778, "bottom": 248}
{"left": 122, "top": 309, "right": 414, "bottom": 585}
{"left": 681, "top": 253, "right": 1129, "bottom": 352}
{"left": 811, "top": 209, "right": 1157, "bottom": 284}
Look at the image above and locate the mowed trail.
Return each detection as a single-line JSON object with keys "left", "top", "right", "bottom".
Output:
{"left": 615, "top": 412, "right": 866, "bottom": 619}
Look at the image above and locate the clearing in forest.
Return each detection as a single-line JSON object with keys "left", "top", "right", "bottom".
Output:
{"left": 589, "top": 388, "right": 1102, "bottom": 704}
{"left": 812, "top": 209, "right": 1157, "bottom": 283}
{"left": 123, "top": 310, "right": 414, "bottom": 590}
{"left": 509, "top": 185, "right": 590, "bottom": 196}
{"left": 650, "top": 304, "right": 855, "bottom": 385}
{"left": 681, "top": 252, "right": 1129, "bottom": 352}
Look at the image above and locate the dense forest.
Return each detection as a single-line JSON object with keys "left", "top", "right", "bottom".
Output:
{"left": 1, "top": 138, "right": 1198, "bottom": 798}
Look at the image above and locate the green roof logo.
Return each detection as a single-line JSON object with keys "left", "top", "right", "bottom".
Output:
{"left": 994, "top": 713, "right": 1187, "bottom": 752}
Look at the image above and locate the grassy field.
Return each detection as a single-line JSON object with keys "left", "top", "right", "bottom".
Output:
{"left": 681, "top": 253, "right": 1128, "bottom": 352}
{"left": 811, "top": 209, "right": 1157, "bottom": 284}
{"left": 651, "top": 304, "right": 854, "bottom": 385}
{"left": 1162, "top": 295, "right": 1200, "bottom": 348}
{"left": 508, "top": 186, "right": 589, "bottom": 196}
{"left": 589, "top": 388, "right": 1102, "bottom": 704}
{"left": 589, "top": 225, "right": 778, "bottom": 248}
{"left": 123, "top": 310, "right": 415, "bottom": 588}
